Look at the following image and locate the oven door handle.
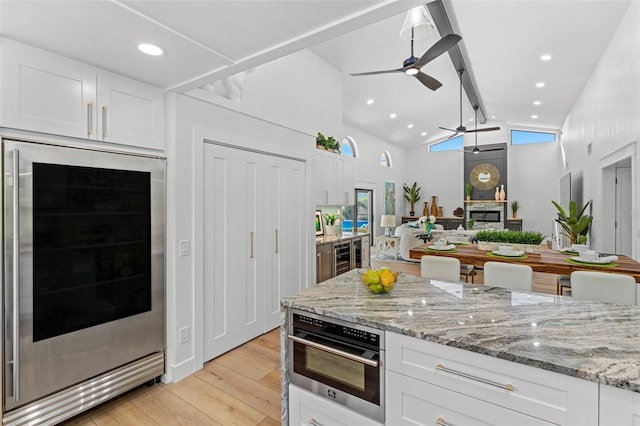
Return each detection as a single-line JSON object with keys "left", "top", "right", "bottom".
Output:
{"left": 287, "top": 334, "right": 379, "bottom": 367}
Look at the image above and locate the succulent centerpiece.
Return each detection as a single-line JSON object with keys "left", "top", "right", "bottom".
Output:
{"left": 475, "top": 229, "right": 545, "bottom": 254}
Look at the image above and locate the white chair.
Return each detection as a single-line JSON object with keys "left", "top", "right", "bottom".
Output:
{"left": 421, "top": 256, "right": 461, "bottom": 281}
{"left": 570, "top": 271, "right": 637, "bottom": 305}
{"left": 484, "top": 261, "right": 533, "bottom": 291}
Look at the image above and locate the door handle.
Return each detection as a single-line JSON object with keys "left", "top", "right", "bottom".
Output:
{"left": 250, "top": 231, "right": 254, "bottom": 259}
{"left": 10, "top": 150, "right": 20, "bottom": 401}
{"left": 275, "top": 229, "right": 279, "bottom": 254}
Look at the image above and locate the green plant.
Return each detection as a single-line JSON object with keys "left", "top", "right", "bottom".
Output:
{"left": 465, "top": 182, "right": 472, "bottom": 197}
{"left": 466, "top": 218, "right": 475, "bottom": 230}
{"left": 475, "top": 230, "right": 544, "bottom": 245}
{"left": 323, "top": 213, "right": 340, "bottom": 225}
{"left": 316, "top": 132, "right": 341, "bottom": 153}
{"left": 403, "top": 182, "right": 421, "bottom": 213}
{"left": 511, "top": 200, "right": 520, "bottom": 217}
{"left": 551, "top": 200, "right": 592, "bottom": 245}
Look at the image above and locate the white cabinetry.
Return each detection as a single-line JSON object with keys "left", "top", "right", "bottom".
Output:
{"left": 600, "top": 384, "right": 640, "bottom": 425}
{"left": 386, "top": 332, "right": 598, "bottom": 426}
{"left": 314, "top": 150, "right": 354, "bottom": 205}
{"left": 289, "top": 384, "right": 382, "bottom": 426}
{"left": 1, "top": 38, "right": 164, "bottom": 150}
{"left": 203, "top": 143, "right": 307, "bottom": 360}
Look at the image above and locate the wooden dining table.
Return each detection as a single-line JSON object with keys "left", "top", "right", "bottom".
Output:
{"left": 409, "top": 243, "right": 640, "bottom": 283}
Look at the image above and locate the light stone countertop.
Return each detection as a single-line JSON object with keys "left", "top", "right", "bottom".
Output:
{"left": 281, "top": 269, "right": 640, "bottom": 392}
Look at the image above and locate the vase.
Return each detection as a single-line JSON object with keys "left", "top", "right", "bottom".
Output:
{"left": 499, "top": 184, "right": 506, "bottom": 201}
{"left": 494, "top": 187, "right": 500, "bottom": 201}
{"left": 437, "top": 206, "right": 443, "bottom": 217}
{"left": 423, "top": 202, "right": 429, "bottom": 217}
{"left": 430, "top": 196, "right": 438, "bottom": 216}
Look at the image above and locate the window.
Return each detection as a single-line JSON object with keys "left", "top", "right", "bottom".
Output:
{"left": 341, "top": 136, "right": 359, "bottom": 157}
{"left": 379, "top": 151, "right": 392, "bottom": 167}
{"left": 511, "top": 129, "right": 557, "bottom": 145}
{"left": 429, "top": 135, "right": 463, "bottom": 152}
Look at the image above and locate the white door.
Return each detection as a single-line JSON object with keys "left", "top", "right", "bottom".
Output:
{"left": 616, "top": 167, "right": 632, "bottom": 256}
{"left": 203, "top": 144, "right": 265, "bottom": 360}
{"left": 264, "top": 157, "right": 306, "bottom": 330}
{"left": 97, "top": 73, "right": 164, "bottom": 150}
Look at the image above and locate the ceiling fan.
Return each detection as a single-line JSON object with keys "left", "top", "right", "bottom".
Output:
{"left": 440, "top": 70, "right": 500, "bottom": 137}
{"left": 349, "top": 32, "right": 462, "bottom": 91}
{"left": 465, "top": 105, "right": 504, "bottom": 154}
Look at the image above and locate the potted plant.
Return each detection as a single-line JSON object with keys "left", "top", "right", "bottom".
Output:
{"left": 465, "top": 182, "right": 472, "bottom": 202}
{"left": 466, "top": 218, "right": 475, "bottom": 230}
{"left": 403, "top": 182, "right": 421, "bottom": 216}
{"left": 476, "top": 229, "right": 545, "bottom": 254}
{"left": 511, "top": 200, "right": 520, "bottom": 218}
{"left": 323, "top": 213, "right": 342, "bottom": 236}
{"left": 316, "top": 132, "right": 341, "bottom": 153}
{"left": 551, "top": 200, "right": 592, "bottom": 245}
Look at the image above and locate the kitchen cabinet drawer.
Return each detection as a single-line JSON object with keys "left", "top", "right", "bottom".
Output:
{"left": 387, "top": 371, "right": 554, "bottom": 426}
{"left": 600, "top": 384, "right": 640, "bottom": 425}
{"left": 289, "top": 384, "right": 381, "bottom": 426}
{"left": 387, "top": 332, "right": 597, "bottom": 425}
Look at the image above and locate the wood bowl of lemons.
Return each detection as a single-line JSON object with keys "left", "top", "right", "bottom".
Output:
{"left": 357, "top": 268, "right": 400, "bottom": 294}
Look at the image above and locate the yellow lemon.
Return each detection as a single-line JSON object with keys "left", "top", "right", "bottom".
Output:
{"left": 379, "top": 270, "right": 395, "bottom": 287}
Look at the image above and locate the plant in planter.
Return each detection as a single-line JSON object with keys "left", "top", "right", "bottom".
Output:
{"left": 475, "top": 229, "right": 545, "bottom": 254}
{"left": 316, "top": 132, "right": 341, "bottom": 153}
{"left": 403, "top": 182, "right": 421, "bottom": 216}
{"left": 465, "top": 182, "right": 472, "bottom": 201}
{"left": 551, "top": 200, "right": 592, "bottom": 245}
{"left": 511, "top": 200, "right": 520, "bottom": 218}
{"left": 323, "top": 213, "right": 342, "bottom": 236}
{"left": 466, "top": 218, "right": 475, "bottom": 230}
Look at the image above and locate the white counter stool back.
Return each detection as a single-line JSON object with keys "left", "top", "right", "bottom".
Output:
{"left": 421, "top": 255, "right": 461, "bottom": 282}
{"left": 570, "top": 271, "right": 637, "bottom": 305}
{"left": 484, "top": 261, "right": 533, "bottom": 291}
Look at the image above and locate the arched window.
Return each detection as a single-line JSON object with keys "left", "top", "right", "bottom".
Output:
{"left": 429, "top": 135, "right": 463, "bottom": 152}
{"left": 341, "top": 136, "right": 359, "bottom": 158}
{"left": 379, "top": 150, "right": 392, "bottom": 167}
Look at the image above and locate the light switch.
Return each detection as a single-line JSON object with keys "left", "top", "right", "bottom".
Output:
{"left": 179, "top": 240, "right": 190, "bottom": 256}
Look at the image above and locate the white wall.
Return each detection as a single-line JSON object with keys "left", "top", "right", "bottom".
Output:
{"left": 561, "top": 1, "right": 640, "bottom": 256}
{"left": 165, "top": 49, "right": 342, "bottom": 381}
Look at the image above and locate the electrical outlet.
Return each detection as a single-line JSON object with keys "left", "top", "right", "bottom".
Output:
{"left": 179, "top": 240, "right": 190, "bottom": 257}
{"left": 179, "top": 326, "right": 190, "bottom": 344}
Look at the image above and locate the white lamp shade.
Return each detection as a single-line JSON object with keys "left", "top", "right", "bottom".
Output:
{"left": 399, "top": 6, "right": 434, "bottom": 40}
{"left": 381, "top": 215, "right": 396, "bottom": 227}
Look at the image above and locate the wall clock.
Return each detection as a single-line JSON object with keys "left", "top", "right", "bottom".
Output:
{"left": 469, "top": 163, "right": 500, "bottom": 190}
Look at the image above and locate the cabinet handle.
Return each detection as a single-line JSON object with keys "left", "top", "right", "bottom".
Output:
{"left": 275, "top": 229, "right": 279, "bottom": 254}
{"left": 324, "top": 190, "right": 328, "bottom": 204}
{"left": 87, "top": 102, "right": 94, "bottom": 136}
{"left": 345, "top": 191, "right": 349, "bottom": 204}
{"left": 308, "top": 419, "right": 322, "bottom": 426}
{"left": 250, "top": 231, "right": 254, "bottom": 259}
{"left": 436, "top": 417, "right": 453, "bottom": 426}
{"left": 436, "top": 363, "right": 514, "bottom": 391}
{"left": 102, "top": 105, "right": 108, "bottom": 139}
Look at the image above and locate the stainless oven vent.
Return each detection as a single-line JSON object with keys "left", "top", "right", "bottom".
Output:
{"left": 3, "top": 352, "right": 164, "bottom": 426}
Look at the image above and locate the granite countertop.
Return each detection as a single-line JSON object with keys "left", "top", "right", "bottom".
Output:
{"left": 315, "top": 232, "right": 368, "bottom": 245}
{"left": 281, "top": 270, "right": 640, "bottom": 392}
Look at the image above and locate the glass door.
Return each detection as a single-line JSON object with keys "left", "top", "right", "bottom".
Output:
{"left": 355, "top": 189, "right": 373, "bottom": 245}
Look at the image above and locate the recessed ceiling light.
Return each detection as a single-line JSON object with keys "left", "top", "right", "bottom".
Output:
{"left": 389, "top": 113, "right": 397, "bottom": 119}
{"left": 137, "top": 43, "right": 164, "bottom": 56}
{"left": 366, "top": 99, "right": 375, "bottom": 105}
{"left": 536, "top": 82, "right": 545, "bottom": 88}
{"left": 491, "top": 115, "right": 496, "bottom": 119}
{"left": 407, "top": 124, "right": 414, "bottom": 129}
{"left": 531, "top": 115, "right": 538, "bottom": 119}
{"left": 540, "top": 54, "right": 552, "bottom": 61}
{"left": 533, "top": 101, "right": 541, "bottom": 105}
{"left": 421, "top": 132, "right": 427, "bottom": 136}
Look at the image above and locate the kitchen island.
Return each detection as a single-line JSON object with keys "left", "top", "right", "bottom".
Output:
{"left": 281, "top": 270, "right": 640, "bottom": 425}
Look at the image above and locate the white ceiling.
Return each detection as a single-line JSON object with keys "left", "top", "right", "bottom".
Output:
{"left": 0, "top": 0, "right": 631, "bottom": 149}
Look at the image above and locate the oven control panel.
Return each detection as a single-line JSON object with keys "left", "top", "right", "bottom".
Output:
{"left": 293, "top": 312, "right": 380, "bottom": 348}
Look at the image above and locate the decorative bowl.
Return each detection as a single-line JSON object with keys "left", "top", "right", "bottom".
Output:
{"left": 357, "top": 268, "right": 400, "bottom": 294}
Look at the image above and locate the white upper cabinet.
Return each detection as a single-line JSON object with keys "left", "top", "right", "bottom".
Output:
{"left": 1, "top": 38, "right": 164, "bottom": 151}
{"left": 314, "top": 150, "right": 354, "bottom": 206}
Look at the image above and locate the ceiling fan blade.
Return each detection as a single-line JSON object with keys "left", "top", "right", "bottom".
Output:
{"left": 414, "top": 72, "right": 442, "bottom": 91}
{"left": 350, "top": 68, "right": 403, "bottom": 76}
{"left": 413, "top": 33, "right": 462, "bottom": 69}
{"left": 439, "top": 126, "right": 457, "bottom": 132}
{"left": 466, "top": 126, "right": 501, "bottom": 133}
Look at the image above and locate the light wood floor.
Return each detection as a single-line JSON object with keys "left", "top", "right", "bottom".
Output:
{"left": 62, "top": 329, "right": 282, "bottom": 425}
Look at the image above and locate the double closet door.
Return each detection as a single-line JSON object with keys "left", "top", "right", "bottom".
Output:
{"left": 203, "top": 143, "right": 306, "bottom": 360}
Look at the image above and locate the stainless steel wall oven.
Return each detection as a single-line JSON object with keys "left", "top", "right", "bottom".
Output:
{"left": 288, "top": 309, "right": 385, "bottom": 422}
{"left": 2, "top": 139, "right": 165, "bottom": 425}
